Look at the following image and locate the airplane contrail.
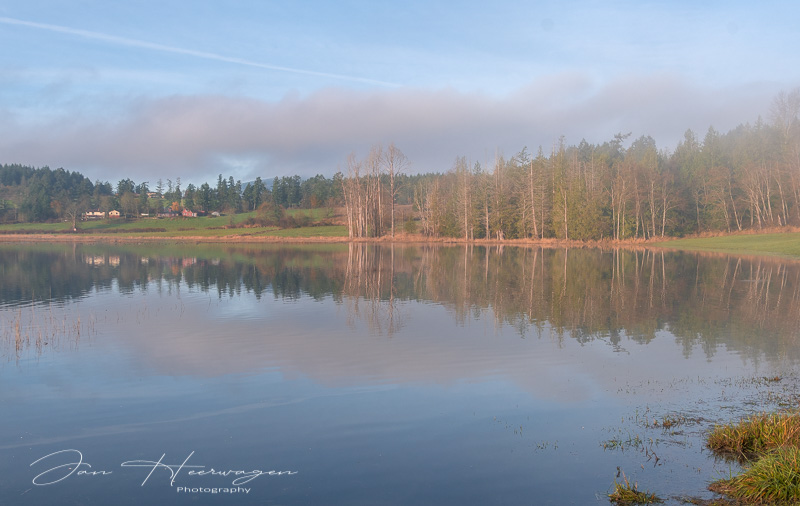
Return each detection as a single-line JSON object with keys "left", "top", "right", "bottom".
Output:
{"left": 0, "top": 16, "right": 400, "bottom": 87}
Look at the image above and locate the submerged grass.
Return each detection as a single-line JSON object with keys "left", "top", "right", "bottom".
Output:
{"left": 608, "top": 472, "right": 662, "bottom": 505}
{"left": 653, "top": 414, "right": 687, "bottom": 430}
{"left": 1, "top": 306, "right": 95, "bottom": 361}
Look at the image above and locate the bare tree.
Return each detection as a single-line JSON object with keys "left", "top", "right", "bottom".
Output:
{"left": 365, "top": 145, "right": 383, "bottom": 237}
{"left": 770, "top": 88, "right": 800, "bottom": 225}
{"left": 382, "top": 143, "right": 408, "bottom": 238}
{"left": 56, "top": 193, "right": 90, "bottom": 230}
{"left": 451, "top": 156, "right": 473, "bottom": 240}
{"left": 770, "top": 88, "right": 800, "bottom": 141}
{"left": 342, "top": 153, "right": 362, "bottom": 238}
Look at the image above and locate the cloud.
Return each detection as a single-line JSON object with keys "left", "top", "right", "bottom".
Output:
{"left": 0, "top": 73, "right": 787, "bottom": 184}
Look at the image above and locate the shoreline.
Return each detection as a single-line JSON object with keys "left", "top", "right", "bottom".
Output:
{"left": 0, "top": 232, "right": 664, "bottom": 247}
{"left": 1, "top": 228, "right": 799, "bottom": 260}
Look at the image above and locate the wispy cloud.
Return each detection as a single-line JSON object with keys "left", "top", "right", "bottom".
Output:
{"left": 0, "top": 16, "right": 400, "bottom": 88}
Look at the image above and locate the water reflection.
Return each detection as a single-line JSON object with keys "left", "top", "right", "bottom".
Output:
{"left": 2, "top": 243, "right": 800, "bottom": 505}
{"left": 2, "top": 243, "right": 799, "bottom": 363}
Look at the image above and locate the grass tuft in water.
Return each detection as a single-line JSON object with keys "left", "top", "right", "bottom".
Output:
{"left": 653, "top": 414, "right": 686, "bottom": 430}
{"left": 709, "top": 446, "right": 800, "bottom": 504}
{"left": 608, "top": 472, "right": 662, "bottom": 505}
{"left": 706, "top": 412, "right": 800, "bottom": 460}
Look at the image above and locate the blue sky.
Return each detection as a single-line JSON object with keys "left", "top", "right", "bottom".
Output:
{"left": 1, "top": 1, "right": 798, "bottom": 186}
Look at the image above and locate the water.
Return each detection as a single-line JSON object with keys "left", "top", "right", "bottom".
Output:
{"left": 1, "top": 243, "right": 799, "bottom": 505}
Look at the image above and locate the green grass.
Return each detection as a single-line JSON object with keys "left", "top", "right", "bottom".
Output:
{"left": 707, "top": 412, "right": 800, "bottom": 504}
{"left": 0, "top": 221, "right": 74, "bottom": 233}
{"left": 608, "top": 473, "right": 662, "bottom": 505}
{"left": 710, "top": 446, "right": 800, "bottom": 504}
{"left": 653, "top": 232, "right": 800, "bottom": 259}
{"left": 0, "top": 214, "right": 242, "bottom": 233}
{"left": 254, "top": 225, "right": 347, "bottom": 238}
{"left": 0, "top": 209, "right": 348, "bottom": 239}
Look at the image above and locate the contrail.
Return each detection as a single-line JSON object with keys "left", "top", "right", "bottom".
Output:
{"left": 0, "top": 16, "right": 400, "bottom": 87}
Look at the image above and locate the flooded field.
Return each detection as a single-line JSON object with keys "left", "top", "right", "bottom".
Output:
{"left": 2, "top": 243, "right": 800, "bottom": 505}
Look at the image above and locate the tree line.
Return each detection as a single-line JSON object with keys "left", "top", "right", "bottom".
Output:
{"left": 1, "top": 90, "right": 798, "bottom": 240}
{"left": 0, "top": 168, "right": 352, "bottom": 223}
{"left": 4, "top": 243, "right": 799, "bottom": 362}
{"left": 0, "top": 160, "right": 421, "bottom": 226}
{"left": 337, "top": 91, "right": 800, "bottom": 240}
{"left": 453, "top": 106, "right": 798, "bottom": 239}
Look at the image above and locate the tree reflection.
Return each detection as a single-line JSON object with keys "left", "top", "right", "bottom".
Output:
{"left": 1, "top": 243, "right": 799, "bottom": 361}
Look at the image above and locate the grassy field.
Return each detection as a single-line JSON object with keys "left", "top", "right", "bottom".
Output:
{"left": 2, "top": 212, "right": 800, "bottom": 257}
{"left": 652, "top": 232, "right": 800, "bottom": 259}
{"left": 0, "top": 210, "right": 348, "bottom": 239}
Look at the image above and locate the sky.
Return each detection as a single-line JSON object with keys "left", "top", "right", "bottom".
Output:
{"left": 1, "top": 0, "right": 799, "bottom": 187}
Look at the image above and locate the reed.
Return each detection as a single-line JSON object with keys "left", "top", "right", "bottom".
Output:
{"left": 1, "top": 305, "right": 95, "bottom": 361}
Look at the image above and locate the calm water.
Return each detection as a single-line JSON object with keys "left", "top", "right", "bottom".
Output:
{"left": 1, "top": 243, "right": 800, "bottom": 505}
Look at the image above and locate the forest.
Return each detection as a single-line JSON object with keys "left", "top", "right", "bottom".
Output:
{"left": 1, "top": 90, "right": 798, "bottom": 241}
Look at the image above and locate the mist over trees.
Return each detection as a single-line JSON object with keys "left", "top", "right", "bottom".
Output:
{"left": 1, "top": 90, "right": 799, "bottom": 240}
{"left": 340, "top": 90, "right": 800, "bottom": 240}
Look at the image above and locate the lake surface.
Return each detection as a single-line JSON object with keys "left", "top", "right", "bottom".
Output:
{"left": 2, "top": 242, "right": 800, "bottom": 505}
